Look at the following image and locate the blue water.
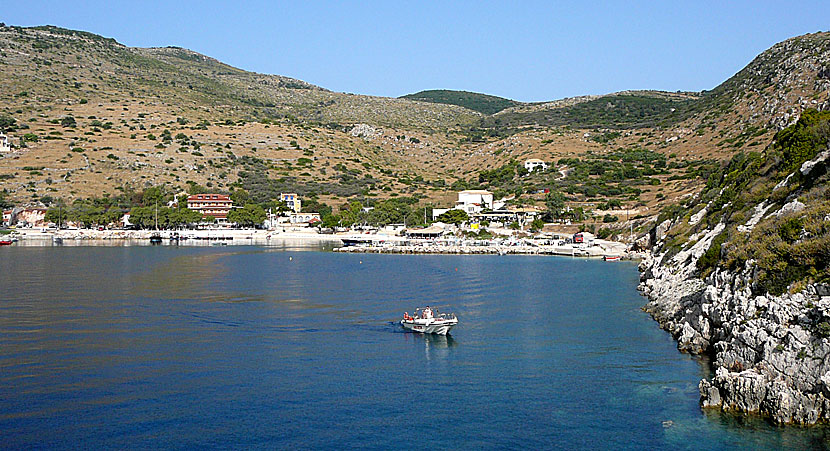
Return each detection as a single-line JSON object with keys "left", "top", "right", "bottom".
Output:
{"left": 0, "top": 246, "right": 828, "bottom": 449}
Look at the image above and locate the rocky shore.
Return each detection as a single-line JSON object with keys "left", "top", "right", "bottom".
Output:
{"left": 639, "top": 248, "right": 830, "bottom": 424}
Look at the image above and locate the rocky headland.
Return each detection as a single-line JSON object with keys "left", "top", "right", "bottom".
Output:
{"left": 638, "top": 109, "right": 830, "bottom": 424}
{"left": 640, "top": 249, "right": 830, "bottom": 424}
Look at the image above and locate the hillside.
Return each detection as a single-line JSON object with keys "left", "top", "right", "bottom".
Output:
{"left": 0, "top": 25, "right": 480, "bottom": 130}
{"left": 484, "top": 91, "right": 696, "bottom": 130}
{"left": 0, "top": 25, "right": 828, "bottom": 238}
{"left": 640, "top": 109, "right": 830, "bottom": 424}
{"left": 400, "top": 89, "right": 520, "bottom": 115}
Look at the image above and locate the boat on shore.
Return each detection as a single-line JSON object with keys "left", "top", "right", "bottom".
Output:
{"left": 400, "top": 306, "right": 458, "bottom": 335}
{"left": 603, "top": 255, "right": 621, "bottom": 262}
{"left": 0, "top": 239, "right": 12, "bottom": 246}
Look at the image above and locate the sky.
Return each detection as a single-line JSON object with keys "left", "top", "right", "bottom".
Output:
{"left": 3, "top": 1, "right": 829, "bottom": 102}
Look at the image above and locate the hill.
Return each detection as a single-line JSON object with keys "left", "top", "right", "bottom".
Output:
{"left": 0, "top": 24, "right": 828, "bottom": 239}
{"left": 0, "top": 25, "right": 480, "bottom": 130}
{"left": 400, "top": 89, "right": 520, "bottom": 115}
{"left": 485, "top": 91, "right": 697, "bottom": 130}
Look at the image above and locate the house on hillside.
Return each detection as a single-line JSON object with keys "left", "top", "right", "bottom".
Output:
{"left": 524, "top": 159, "right": 548, "bottom": 173}
{"left": 0, "top": 133, "right": 11, "bottom": 153}
{"left": 432, "top": 190, "right": 495, "bottom": 220}
{"left": 456, "top": 190, "right": 493, "bottom": 214}
{"left": 280, "top": 193, "right": 302, "bottom": 213}
{"left": 186, "top": 194, "right": 233, "bottom": 221}
{"left": 2, "top": 209, "right": 13, "bottom": 226}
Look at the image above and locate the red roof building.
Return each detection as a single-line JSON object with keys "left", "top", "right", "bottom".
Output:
{"left": 187, "top": 194, "right": 233, "bottom": 219}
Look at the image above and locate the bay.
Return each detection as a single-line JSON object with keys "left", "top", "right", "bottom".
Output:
{"left": 0, "top": 246, "right": 827, "bottom": 449}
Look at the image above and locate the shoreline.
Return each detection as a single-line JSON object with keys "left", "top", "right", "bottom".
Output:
{"left": 5, "top": 228, "right": 639, "bottom": 259}
{"left": 639, "top": 247, "right": 830, "bottom": 425}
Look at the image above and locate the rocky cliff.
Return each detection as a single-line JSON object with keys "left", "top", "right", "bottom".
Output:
{"left": 638, "top": 109, "right": 830, "bottom": 424}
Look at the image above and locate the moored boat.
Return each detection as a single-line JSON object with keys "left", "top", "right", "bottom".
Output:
{"left": 0, "top": 239, "right": 12, "bottom": 246}
{"left": 603, "top": 255, "right": 621, "bottom": 261}
{"left": 400, "top": 306, "right": 458, "bottom": 335}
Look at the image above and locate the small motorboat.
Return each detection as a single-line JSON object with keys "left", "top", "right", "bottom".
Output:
{"left": 603, "top": 255, "right": 621, "bottom": 262}
{"left": 401, "top": 306, "right": 458, "bottom": 335}
{"left": 0, "top": 239, "right": 12, "bottom": 246}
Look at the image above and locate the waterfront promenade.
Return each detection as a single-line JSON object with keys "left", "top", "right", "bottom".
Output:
{"left": 6, "top": 227, "right": 636, "bottom": 259}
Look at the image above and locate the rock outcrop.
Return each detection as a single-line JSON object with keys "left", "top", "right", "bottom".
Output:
{"left": 640, "top": 252, "right": 830, "bottom": 424}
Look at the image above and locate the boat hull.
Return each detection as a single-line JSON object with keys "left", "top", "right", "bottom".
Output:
{"left": 400, "top": 319, "right": 457, "bottom": 335}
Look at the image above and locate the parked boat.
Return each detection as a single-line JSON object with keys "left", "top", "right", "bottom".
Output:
{"left": 149, "top": 234, "right": 162, "bottom": 245}
{"left": 0, "top": 239, "right": 12, "bottom": 246}
{"left": 400, "top": 306, "right": 458, "bottom": 335}
{"left": 603, "top": 255, "right": 621, "bottom": 262}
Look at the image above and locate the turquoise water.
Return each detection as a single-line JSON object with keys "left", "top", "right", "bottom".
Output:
{"left": 0, "top": 246, "right": 827, "bottom": 449}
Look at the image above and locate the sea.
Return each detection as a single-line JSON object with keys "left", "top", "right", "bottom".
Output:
{"left": 1, "top": 243, "right": 828, "bottom": 449}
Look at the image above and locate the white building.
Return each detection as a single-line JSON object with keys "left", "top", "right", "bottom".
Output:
{"left": 524, "top": 159, "right": 548, "bottom": 173}
{"left": 456, "top": 190, "right": 493, "bottom": 214}
{"left": 280, "top": 193, "right": 301, "bottom": 213}
{"left": 276, "top": 212, "right": 320, "bottom": 226}
{"left": 0, "top": 133, "right": 11, "bottom": 153}
{"left": 432, "top": 190, "right": 495, "bottom": 220}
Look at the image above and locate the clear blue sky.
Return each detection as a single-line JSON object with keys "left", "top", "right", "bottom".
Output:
{"left": 4, "top": 1, "right": 828, "bottom": 102}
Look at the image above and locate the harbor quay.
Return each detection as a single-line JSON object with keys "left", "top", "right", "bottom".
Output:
{"left": 334, "top": 237, "right": 634, "bottom": 258}
{"left": 6, "top": 227, "right": 637, "bottom": 259}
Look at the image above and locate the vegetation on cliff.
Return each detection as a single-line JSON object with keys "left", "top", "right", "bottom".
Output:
{"left": 660, "top": 109, "right": 830, "bottom": 295}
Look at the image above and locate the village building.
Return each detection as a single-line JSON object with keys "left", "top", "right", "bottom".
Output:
{"left": 405, "top": 225, "right": 445, "bottom": 239}
{"left": 456, "top": 190, "right": 494, "bottom": 214}
{"left": 280, "top": 193, "right": 302, "bottom": 213}
{"left": 287, "top": 212, "right": 320, "bottom": 225}
{"left": 0, "top": 133, "right": 11, "bottom": 153}
{"left": 2, "top": 209, "right": 13, "bottom": 226}
{"left": 186, "top": 194, "right": 233, "bottom": 221}
{"left": 524, "top": 158, "right": 548, "bottom": 173}
{"left": 432, "top": 190, "right": 495, "bottom": 220}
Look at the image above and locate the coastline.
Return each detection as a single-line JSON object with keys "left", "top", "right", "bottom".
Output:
{"left": 639, "top": 248, "right": 830, "bottom": 425}
{"left": 6, "top": 228, "right": 638, "bottom": 259}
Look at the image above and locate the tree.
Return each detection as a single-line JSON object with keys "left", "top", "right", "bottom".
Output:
{"left": 544, "top": 191, "right": 566, "bottom": 220}
{"left": 436, "top": 209, "right": 469, "bottom": 225}
{"left": 230, "top": 188, "right": 249, "bottom": 206}
{"left": 45, "top": 206, "right": 68, "bottom": 226}
{"left": 0, "top": 115, "right": 16, "bottom": 132}
{"left": 530, "top": 218, "right": 545, "bottom": 232}
{"left": 227, "top": 204, "right": 266, "bottom": 228}
{"left": 0, "top": 191, "right": 12, "bottom": 209}
{"left": 141, "top": 186, "right": 168, "bottom": 207}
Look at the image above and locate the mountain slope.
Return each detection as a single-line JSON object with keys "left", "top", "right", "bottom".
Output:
{"left": 0, "top": 25, "right": 480, "bottom": 130}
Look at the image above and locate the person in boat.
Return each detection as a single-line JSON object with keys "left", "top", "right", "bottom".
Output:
{"left": 423, "top": 306, "right": 433, "bottom": 320}
{"left": 403, "top": 312, "right": 412, "bottom": 321}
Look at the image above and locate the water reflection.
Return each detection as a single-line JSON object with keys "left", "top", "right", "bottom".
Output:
{"left": 402, "top": 332, "right": 457, "bottom": 361}
{"left": 10, "top": 238, "right": 341, "bottom": 250}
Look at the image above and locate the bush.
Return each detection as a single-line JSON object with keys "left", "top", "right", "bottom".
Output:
{"left": 60, "top": 116, "right": 77, "bottom": 128}
{"left": 697, "top": 231, "right": 728, "bottom": 275}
